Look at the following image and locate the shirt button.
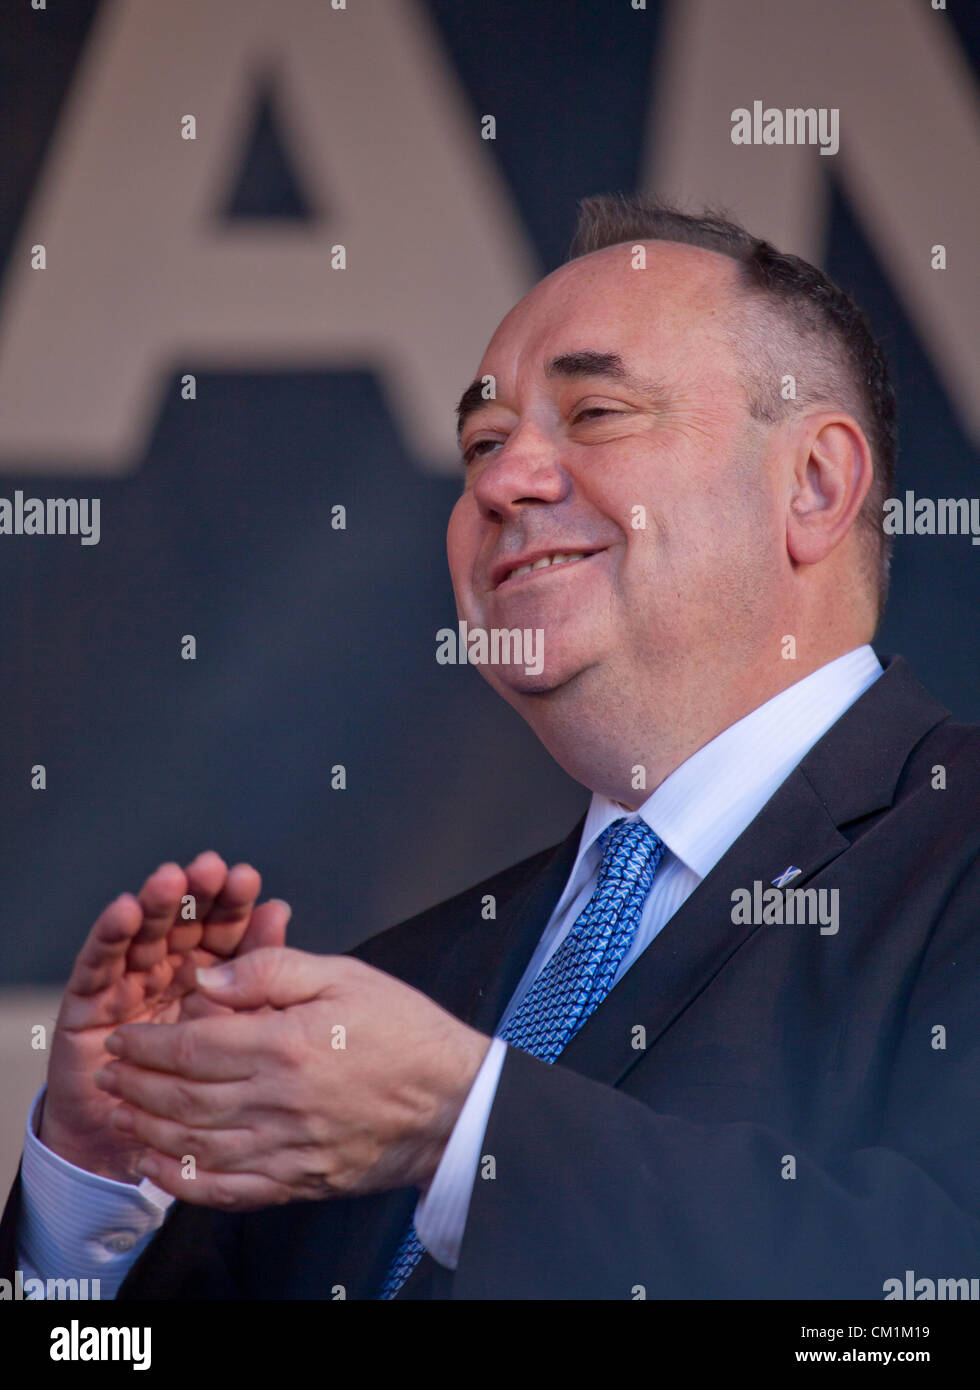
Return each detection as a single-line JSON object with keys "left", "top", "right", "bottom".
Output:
{"left": 104, "top": 1231, "right": 137, "bottom": 1253}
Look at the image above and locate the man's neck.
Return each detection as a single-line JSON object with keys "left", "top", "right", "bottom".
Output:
{"left": 524, "top": 643, "right": 873, "bottom": 809}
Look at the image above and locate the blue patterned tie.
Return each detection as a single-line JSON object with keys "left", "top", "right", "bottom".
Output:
{"left": 378, "top": 816, "right": 665, "bottom": 1299}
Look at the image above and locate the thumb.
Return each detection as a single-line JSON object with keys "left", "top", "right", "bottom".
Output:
{"left": 195, "top": 945, "right": 330, "bottom": 1009}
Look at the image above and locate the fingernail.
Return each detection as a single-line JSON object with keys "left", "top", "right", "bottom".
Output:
{"left": 104, "top": 1034, "right": 123, "bottom": 1055}
{"left": 135, "top": 1157, "right": 158, "bottom": 1179}
{"left": 270, "top": 899, "right": 292, "bottom": 922}
{"left": 197, "top": 964, "right": 234, "bottom": 987}
{"left": 112, "top": 1107, "right": 134, "bottom": 1131}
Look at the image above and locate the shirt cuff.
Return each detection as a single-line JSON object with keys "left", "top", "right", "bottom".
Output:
{"left": 17, "top": 1085, "right": 175, "bottom": 1299}
{"left": 413, "top": 1036, "right": 508, "bottom": 1269}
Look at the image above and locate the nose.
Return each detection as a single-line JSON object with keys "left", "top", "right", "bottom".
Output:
{"left": 471, "top": 422, "right": 569, "bottom": 522}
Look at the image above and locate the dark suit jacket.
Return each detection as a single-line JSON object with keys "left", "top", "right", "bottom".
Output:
{"left": 2, "top": 655, "right": 978, "bottom": 1298}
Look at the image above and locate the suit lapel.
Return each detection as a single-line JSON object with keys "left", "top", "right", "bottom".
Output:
{"left": 559, "top": 655, "right": 949, "bottom": 1087}
{"left": 431, "top": 817, "right": 587, "bottom": 1035}
{"left": 559, "top": 764, "right": 848, "bottom": 1084}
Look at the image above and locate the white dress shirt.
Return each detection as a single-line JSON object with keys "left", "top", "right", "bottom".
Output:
{"left": 16, "top": 645, "right": 883, "bottom": 1294}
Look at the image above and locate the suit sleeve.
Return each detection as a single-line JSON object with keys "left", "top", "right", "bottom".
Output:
{"left": 453, "top": 865, "right": 980, "bottom": 1300}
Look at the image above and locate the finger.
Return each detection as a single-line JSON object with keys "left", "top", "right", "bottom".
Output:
{"left": 237, "top": 899, "right": 292, "bottom": 955}
{"left": 126, "top": 863, "right": 189, "bottom": 971}
{"left": 65, "top": 893, "right": 144, "bottom": 999}
{"left": 106, "top": 1013, "right": 269, "bottom": 1080}
{"left": 107, "top": 1103, "right": 255, "bottom": 1170}
{"left": 118, "top": 1110, "right": 335, "bottom": 1195}
{"left": 165, "top": 851, "right": 228, "bottom": 952}
{"left": 183, "top": 849, "right": 229, "bottom": 921}
{"left": 197, "top": 862, "right": 264, "bottom": 960}
{"left": 96, "top": 1062, "right": 255, "bottom": 1129}
{"left": 194, "top": 946, "right": 335, "bottom": 1011}
{"left": 130, "top": 1152, "right": 294, "bottom": 1211}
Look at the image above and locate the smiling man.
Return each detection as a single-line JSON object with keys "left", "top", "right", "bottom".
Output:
{"left": 448, "top": 224, "right": 878, "bottom": 788}
{"left": 3, "top": 197, "right": 978, "bottom": 1301}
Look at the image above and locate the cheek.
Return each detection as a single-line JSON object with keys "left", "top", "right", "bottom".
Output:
{"left": 587, "top": 441, "right": 688, "bottom": 540}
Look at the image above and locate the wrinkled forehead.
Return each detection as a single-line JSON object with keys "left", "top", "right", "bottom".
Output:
{"left": 479, "top": 241, "right": 744, "bottom": 382}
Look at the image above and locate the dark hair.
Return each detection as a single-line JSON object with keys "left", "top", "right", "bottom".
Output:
{"left": 568, "top": 194, "right": 897, "bottom": 618}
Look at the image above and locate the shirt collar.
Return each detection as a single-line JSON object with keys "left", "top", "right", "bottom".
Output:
{"left": 575, "top": 645, "right": 883, "bottom": 883}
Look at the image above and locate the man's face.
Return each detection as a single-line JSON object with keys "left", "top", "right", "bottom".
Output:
{"left": 446, "top": 242, "right": 782, "bottom": 712}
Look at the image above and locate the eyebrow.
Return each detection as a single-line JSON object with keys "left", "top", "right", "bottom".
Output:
{"left": 455, "top": 350, "right": 671, "bottom": 439}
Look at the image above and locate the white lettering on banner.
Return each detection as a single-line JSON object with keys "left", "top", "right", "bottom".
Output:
{"left": 647, "top": 0, "right": 980, "bottom": 443}
{"left": 0, "top": 0, "right": 977, "bottom": 474}
{"left": 0, "top": 0, "right": 535, "bottom": 475}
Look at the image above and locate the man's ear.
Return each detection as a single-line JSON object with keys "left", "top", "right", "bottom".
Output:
{"left": 786, "top": 413, "right": 874, "bottom": 567}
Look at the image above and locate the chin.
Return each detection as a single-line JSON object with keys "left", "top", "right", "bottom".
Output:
{"left": 485, "top": 656, "right": 589, "bottom": 702}
{"left": 495, "top": 671, "right": 565, "bottom": 698}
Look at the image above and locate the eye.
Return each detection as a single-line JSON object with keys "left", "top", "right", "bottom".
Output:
{"left": 572, "top": 407, "right": 620, "bottom": 423}
{"left": 461, "top": 437, "right": 502, "bottom": 466}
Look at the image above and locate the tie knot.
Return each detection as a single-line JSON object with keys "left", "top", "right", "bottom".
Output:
{"left": 597, "top": 817, "right": 665, "bottom": 886}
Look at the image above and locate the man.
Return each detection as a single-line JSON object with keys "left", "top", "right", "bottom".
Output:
{"left": 3, "top": 197, "right": 978, "bottom": 1300}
